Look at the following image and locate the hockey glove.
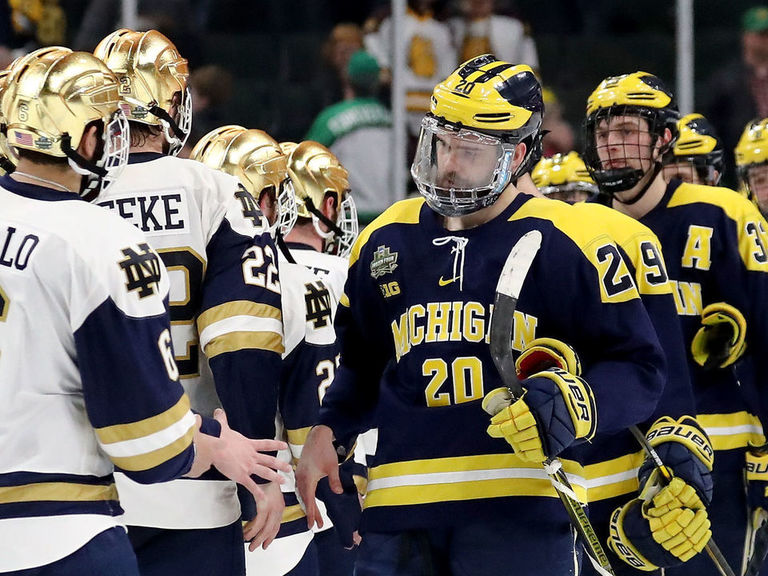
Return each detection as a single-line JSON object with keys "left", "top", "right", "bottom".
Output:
{"left": 639, "top": 416, "right": 714, "bottom": 505}
{"left": 486, "top": 367, "right": 597, "bottom": 463}
{"left": 515, "top": 337, "right": 582, "bottom": 379}
{"left": 608, "top": 474, "right": 712, "bottom": 571}
{"left": 691, "top": 302, "right": 747, "bottom": 369}
{"left": 745, "top": 450, "right": 768, "bottom": 558}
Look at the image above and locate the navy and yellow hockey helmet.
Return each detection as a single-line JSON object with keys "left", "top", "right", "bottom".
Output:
{"left": 411, "top": 54, "right": 544, "bottom": 217}
{"left": 531, "top": 152, "right": 598, "bottom": 203}
{"left": 735, "top": 118, "right": 768, "bottom": 205}
{"left": 583, "top": 71, "right": 679, "bottom": 196}
{"left": 663, "top": 113, "right": 724, "bottom": 186}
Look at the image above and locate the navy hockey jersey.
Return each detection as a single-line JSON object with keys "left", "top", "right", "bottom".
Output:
{"left": 320, "top": 194, "right": 666, "bottom": 531}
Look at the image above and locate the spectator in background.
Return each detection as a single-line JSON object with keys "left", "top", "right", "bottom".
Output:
{"left": 306, "top": 50, "right": 395, "bottom": 224}
{"left": 181, "top": 64, "right": 234, "bottom": 157}
{"left": 319, "top": 23, "right": 365, "bottom": 107}
{"left": 447, "top": 0, "right": 538, "bottom": 70}
{"left": 364, "top": 0, "right": 456, "bottom": 139}
{"left": 541, "top": 87, "right": 575, "bottom": 156}
{"left": 705, "top": 5, "right": 768, "bottom": 186}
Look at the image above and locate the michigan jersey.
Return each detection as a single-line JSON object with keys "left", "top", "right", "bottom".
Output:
{"left": 571, "top": 202, "right": 695, "bottom": 503}
{"left": 0, "top": 176, "right": 196, "bottom": 571}
{"left": 636, "top": 181, "right": 768, "bottom": 451}
{"left": 320, "top": 195, "right": 666, "bottom": 532}
{"left": 97, "top": 152, "right": 283, "bottom": 529}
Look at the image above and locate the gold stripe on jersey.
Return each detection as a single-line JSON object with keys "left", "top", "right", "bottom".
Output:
{"left": 0, "top": 482, "right": 118, "bottom": 504}
{"left": 96, "top": 395, "right": 192, "bottom": 445}
{"left": 364, "top": 454, "right": 589, "bottom": 509}
{"left": 286, "top": 426, "right": 312, "bottom": 448}
{"left": 110, "top": 427, "right": 195, "bottom": 471}
{"left": 349, "top": 197, "right": 424, "bottom": 268}
{"left": 197, "top": 301, "right": 282, "bottom": 334}
{"left": 204, "top": 331, "right": 285, "bottom": 357}
{"left": 509, "top": 198, "right": 640, "bottom": 304}
{"left": 697, "top": 411, "right": 765, "bottom": 451}
{"left": 281, "top": 504, "right": 306, "bottom": 523}
{"left": 668, "top": 183, "right": 768, "bottom": 273}
{"left": 573, "top": 203, "right": 673, "bottom": 297}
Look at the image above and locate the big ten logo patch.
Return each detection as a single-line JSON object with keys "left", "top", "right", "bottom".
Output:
{"left": 379, "top": 281, "right": 400, "bottom": 298}
{"left": 119, "top": 243, "right": 162, "bottom": 298}
{"left": 305, "top": 281, "right": 332, "bottom": 328}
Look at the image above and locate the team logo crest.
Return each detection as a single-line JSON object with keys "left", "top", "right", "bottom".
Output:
{"left": 304, "top": 281, "right": 332, "bottom": 328}
{"left": 370, "top": 245, "right": 398, "bottom": 279}
{"left": 119, "top": 243, "right": 162, "bottom": 298}
{"left": 235, "top": 186, "right": 264, "bottom": 228}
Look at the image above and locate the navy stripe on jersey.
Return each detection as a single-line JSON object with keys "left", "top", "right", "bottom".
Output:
{"left": 75, "top": 296, "right": 194, "bottom": 484}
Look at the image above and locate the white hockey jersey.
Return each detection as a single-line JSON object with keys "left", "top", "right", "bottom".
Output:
{"left": 97, "top": 152, "right": 284, "bottom": 529}
{"left": 0, "top": 176, "right": 196, "bottom": 571}
{"left": 285, "top": 242, "right": 349, "bottom": 315}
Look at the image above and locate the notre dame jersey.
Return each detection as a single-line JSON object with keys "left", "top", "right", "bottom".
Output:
{"left": 96, "top": 152, "right": 284, "bottom": 529}
{"left": 286, "top": 241, "right": 349, "bottom": 312}
{"left": 637, "top": 181, "right": 768, "bottom": 453}
{"left": 319, "top": 194, "right": 666, "bottom": 532}
{"left": 0, "top": 177, "right": 196, "bottom": 571}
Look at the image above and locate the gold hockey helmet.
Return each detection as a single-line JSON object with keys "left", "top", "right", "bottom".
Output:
{"left": 94, "top": 28, "right": 190, "bottom": 155}
{"left": 286, "top": 140, "right": 358, "bottom": 257}
{"left": 2, "top": 46, "right": 129, "bottom": 197}
{"left": 191, "top": 125, "right": 297, "bottom": 236}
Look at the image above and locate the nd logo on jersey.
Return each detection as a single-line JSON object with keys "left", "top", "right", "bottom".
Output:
{"left": 119, "top": 243, "right": 161, "bottom": 298}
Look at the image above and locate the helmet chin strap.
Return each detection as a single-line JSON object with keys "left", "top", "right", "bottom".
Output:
{"left": 612, "top": 161, "right": 663, "bottom": 206}
{"left": 304, "top": 197, "right": 345, "bottom": 238}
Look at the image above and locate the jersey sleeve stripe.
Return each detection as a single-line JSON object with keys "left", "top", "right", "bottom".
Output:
{"left": 0, "top": 482, "right": 118, "bottom": 505}
{"left": 281, "top": 503, "right": 306, "bottom": 523}
{"left": 109, "top": 426, "right": 196, "bottom": 472}
{"left": 697, "top": 411, "right": 765, "bottom": 450}
{"left": 199, "top": 316, "right": 282, "bottom": 350}
{"left": 95, "top": 394, "right": 193, "bottom": 444}
{"left": 286, "top": 426, "right": 312, "bottom": 447}
{"left": 204, "top": 330, "right": 285, "bottom": 357}
{"left": 98, "top": 410, "right": 197, "bottom": 458}
{"left": 197, "top": 301, "right": 282, "bottom": 334}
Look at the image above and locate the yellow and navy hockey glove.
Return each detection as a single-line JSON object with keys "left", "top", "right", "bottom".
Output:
{"left": 745, "top": 449, "right": 768, "bottom": 559}
{"left": 691, "top": 302, "right": 747, "bottom": 369}
{"left": 639, "top": 416, "right": 714, "bottom": 505}
{"left": 485, "top": 367, "right": 597, "bottom": 463}
{"left": 608, "top": 475, "right": 712, "bottom": 571}
{"left": 515, "top": 337, "right": 582, "bottom": 379}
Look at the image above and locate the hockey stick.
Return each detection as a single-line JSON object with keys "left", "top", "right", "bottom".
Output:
{"left": 483, "top": 229, "right": 615, "bottom": 576}
{"left": 627, "top": 426, "right": 737, "bottom": 576}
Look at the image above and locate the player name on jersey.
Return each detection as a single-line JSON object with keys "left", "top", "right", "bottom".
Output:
{"left": 391, "top": 300, "right": 538, "bottom": 361}
{"left": 97, "top": 190, "right": 191, "bottom": 235}
{"left": 0, "top": 225, "right": 40, "bottom": 270}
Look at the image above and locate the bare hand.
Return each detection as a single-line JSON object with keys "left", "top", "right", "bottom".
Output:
{"left": 295, "top": 425, "right": 342, "bottom": 529}
{"left": 244, "top": 481, "right": 285, "bottom": 551}
{"left": 211, "top": 409, "right": 291, "bottom": 500}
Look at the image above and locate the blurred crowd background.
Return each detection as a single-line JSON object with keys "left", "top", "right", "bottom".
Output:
{"left": 1, "top": 0, "right": 764, "bottom": 199}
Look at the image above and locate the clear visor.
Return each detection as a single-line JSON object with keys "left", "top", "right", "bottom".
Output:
{"left": 411, "top": 116, "right": 515, "bottom": 216}
{"left": 539, "top": 181, "right": 597, "bottom": 204}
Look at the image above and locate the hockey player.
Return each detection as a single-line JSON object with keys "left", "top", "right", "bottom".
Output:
{"left": 283, "top": 140, "right": 364, "bottom": 576}
{"left": 0, "top": 47, "right": 287, "bottom": 576}
{"left": 662, "top": 113, "right": 725, "bottom": 186}
{"left": 583, "top": 71, "right": 768, "bottom": 575}
{"left": 530, "top": 151, "right": 598, "bottom": 204}
{"left": 297, "top": 55, "right": 667, "bottom": 576}
{"left": 93, "top": 30, "right": 285, "bottom": 576}
{"left": 191, "top": 127, "right": 355, "bottom": 576}
{"left": 736, "top": 117, "right": 768, "bottom": 218}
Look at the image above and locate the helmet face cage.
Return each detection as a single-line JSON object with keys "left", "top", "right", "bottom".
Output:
{"left": 583, "top": 105, "right": 673, "bottom": 195}
{"left": 325, "top": 192, "right": 358, "bottom": 258}
{"left": 663, "top": 155, "right": 722, "bottom": 186}
{"left": 411, "top": 115, "right": 516, "bottom": 217}
{"left": 163, "top": 87, "right": 192, "bottom": 156}
{"left": 540, "top": 181, "right": 598, "bottom": 204}
{"left": 277, "top": 178, "right": 298, "bottom": 237}
{"left": 70, "top": 108, "right": 130, "bottom": 198}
